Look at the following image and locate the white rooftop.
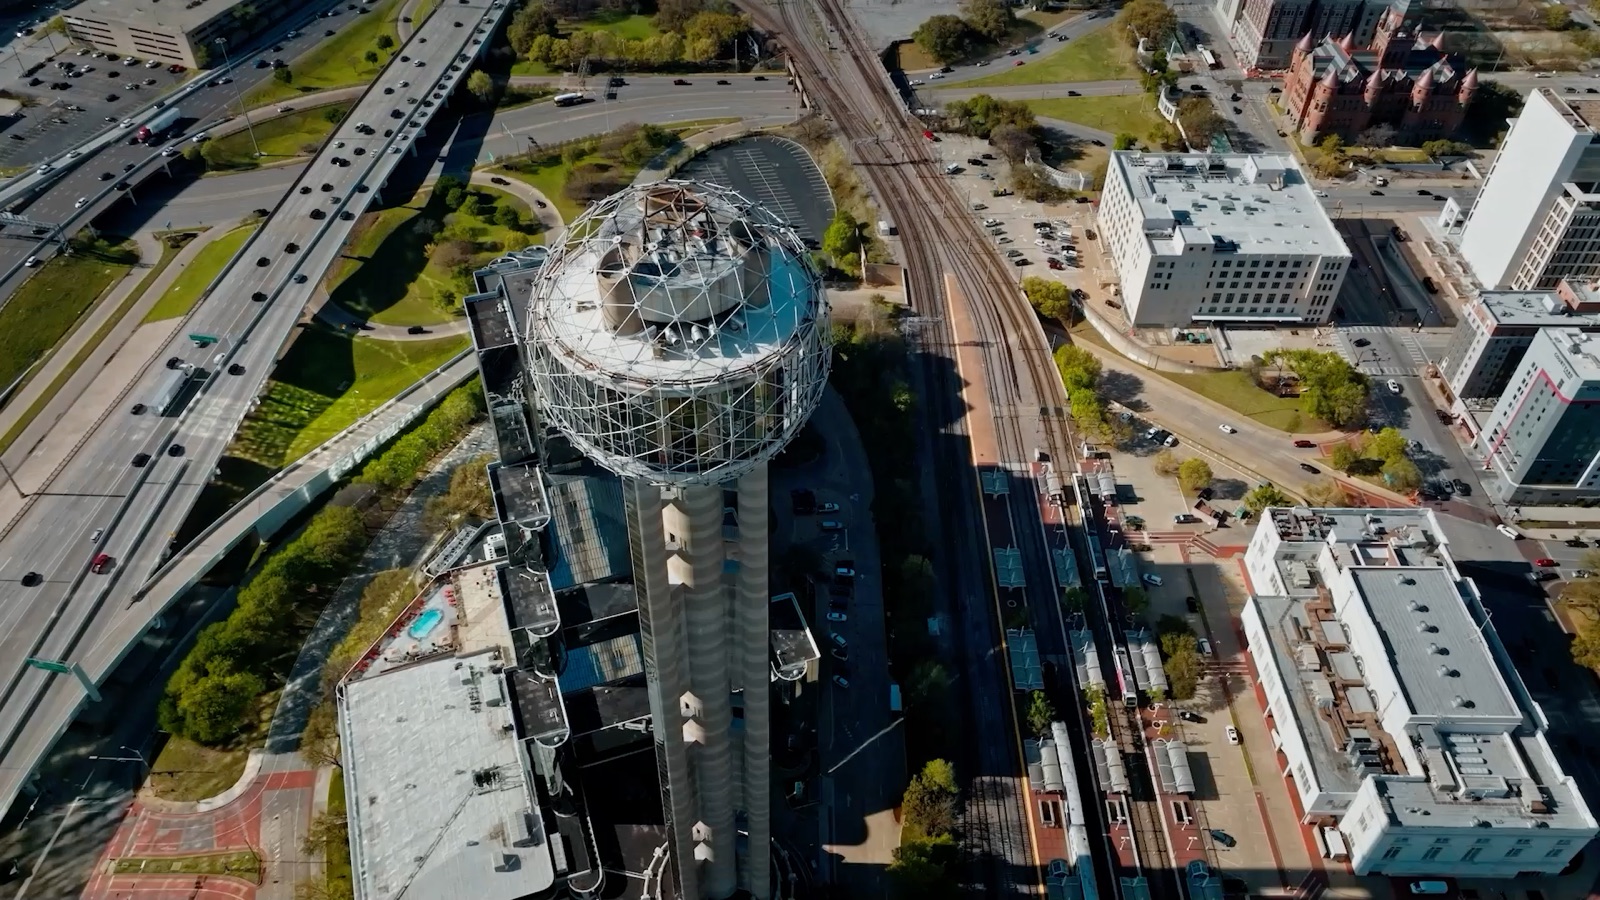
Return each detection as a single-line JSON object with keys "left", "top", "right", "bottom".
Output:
{"left": 340, "top": 649, "right": 555, "bottom": 900}
{"left": 1247, "top": 507, "right": 1592, "bottom": 832}
{"left": 1110, "top": 151, "right": 1346, "bottom": 257}
{"left": 1531, "top": 327, "right": 1600, "bottom": 380}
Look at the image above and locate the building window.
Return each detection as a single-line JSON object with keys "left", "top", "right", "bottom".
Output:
{"left": 1382, "top": 846, "right": 1402, "bottom": 860}
{"left": 1422, "top": 847, "right": 1442, "bottom": 861}
{"left": 1547, "top": 849, "right": 1566, "bottom": 858}
{"left": 1463, "top": 847, "right": 1482, "bottom": 862}
{"left": 1505, "top": 848, "right": 1524, "bottom": 858}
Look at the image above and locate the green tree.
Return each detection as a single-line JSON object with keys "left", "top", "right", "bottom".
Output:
{"left": 1053, "top": 344, "right": 1101, "bottom": 392}
{"left": 1574, "top": 618, "right": 1600, "bottom": 671}
{"left": 1116, "top": 0, "right": 1177, "bottom": 47}
{"left": 1062, "top": 586, "right": 1088, "bottom": 614}
{"left": 1244, "top": 483, "right": 1292, "bottom": 514}
{"left": 822, "top": 208, "right": 864, "bottom": 261}
{"left": 901, "top": 759, "right": 959, "bottom": 838}
{"left": 1178, "top": 458, "right": 1214, "bottom": 494}
{"left": 364, "top": 49, "right": 380, "bottom": 64}
{"left": 942, "top": 94, "right": 1036, "bottom": 139}
{"left": 176, "top": 671, "right": 263, "bottom": 743}
{"left": 1124, "top": 585, "right": 1149, "bottom": 617}
{"left": 1366, "top": 426, "right": 1408, "bottom": 462}
{"left": 376, "top": 33, "right": 395, "bottom": 51}
{"left": 508, "top": 2, "right": 557, "bottom": 55}
{"left": 1027, "top": 690, "right": 1057, "bottom": 736}
{"left": 960, "top": 0, "right": 1014, "bottom": 42}
{"left": 911, "top": 14, "right": 975, "bottom": 64}
{"left": 1070, "top": 388, "right": 1107, "bottom": 438}
{"left": 493, "top": 203, "right": 521, "bottom": 229}
{"left": 1176, "top": 96, "right": 1226, "bottom": 148}
{"left": 467, "top": 70, "right": 495, "bottom": 104}
{"left": 1544, "top": 5, "right": 1573, "bottom": 29}
{"left": 1319, "top": 134, "right": 1345, "bottom": 155}
{"left": 1022, "top": 276, "right": 1072, "bottom": 320}
{"left": 1113, "top": 132, "right": 1138, "bottom": 150}
{"left": 889, "top": 833, "right": 960, "bottom": 900}
{"left": 273, "top": 66, "right": 292, "bottom": 84}
{"left": 1163, "top": 646, "right": 1202, "bottom": 700}
{"left": 1382, "top": 455, "right": 1422, "bottom": 493}
{"left": 1153, "top": 449, "right": 1180, "bottom": 477}
{"left": 1330, "top": 442, "right": 1361, "bottom": 473}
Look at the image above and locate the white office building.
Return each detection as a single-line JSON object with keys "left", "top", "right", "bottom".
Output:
{"left": 1438, "top": 279, "right": 1600, "bottom": 403}
{"left": 1097, "top": 151, "right": 1351, "bottom": 327}
{"left": 1458, "top": 89, "right": 1600, "bottom": 291}
{"left": 1242, "top": 508, "right": 1595, "bottom": 878}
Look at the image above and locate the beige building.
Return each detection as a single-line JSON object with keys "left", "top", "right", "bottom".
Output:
{"left": 63, "top": 0, "right": 308, "bottom": 68}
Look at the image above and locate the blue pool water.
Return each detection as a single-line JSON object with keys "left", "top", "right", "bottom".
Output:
{"left": 408, "top": 607, "right": 444, "bottom": 641}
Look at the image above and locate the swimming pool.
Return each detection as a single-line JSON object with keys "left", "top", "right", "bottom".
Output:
{"left": 408, "top": 607, "right": 445, "bottom": 641}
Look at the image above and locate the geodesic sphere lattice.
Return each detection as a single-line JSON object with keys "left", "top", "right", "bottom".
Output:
{"left": 522, "top": 180, "right": 830, "bottom": 485}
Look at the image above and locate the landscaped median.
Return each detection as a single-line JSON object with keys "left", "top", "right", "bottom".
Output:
{"left": 243, "top": 0, "right": 405, "bottom": 107}
{"left": 957, "top": 26, "right": 1136, "bottom": 87}
{"left": 144, "top": 225, "right": 257, "bottom": 322}
{"left": 111, "top": 850, "right": 261, "bottom": 882}
{"left": 0, "top": 236, "right": 137, "bottom": 389}
{"left": 201, "top": 104, "right": 351, "bottom": 171}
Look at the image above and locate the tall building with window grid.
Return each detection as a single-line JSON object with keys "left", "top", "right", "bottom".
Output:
{"left": 1097, "top": 151, "right": 1351, "bottom": 327}
{"left": 1458, "top": 88, "right": 1600, "bottom": 292}
{"left": 1477, "top": 326, "right": 1600, "bottom": 503}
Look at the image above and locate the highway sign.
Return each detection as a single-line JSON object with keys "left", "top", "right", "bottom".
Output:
{"left": 188, "top": 333, "right": 219, "bottom": 346}
{"left": 25, "top": 657, "right": 69, "bottom": 674}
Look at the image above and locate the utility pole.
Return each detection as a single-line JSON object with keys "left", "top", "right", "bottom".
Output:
{"left": 213, "top": 38, "right": 260, "bottom": 158}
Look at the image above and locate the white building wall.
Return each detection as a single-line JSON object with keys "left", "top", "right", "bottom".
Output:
{"left": 1343, "top": 781, "right": 1591, "bottom": 877}
{"left": 1242, "top": 597, "right": 1344, "bottom": 819}
{"left": 1459, "top": 90, "right": 1596, "bottom": 290}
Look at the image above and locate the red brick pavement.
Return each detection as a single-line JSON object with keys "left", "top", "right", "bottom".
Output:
{"left": 81, "top": 769, "right": 316, "bottom": 900}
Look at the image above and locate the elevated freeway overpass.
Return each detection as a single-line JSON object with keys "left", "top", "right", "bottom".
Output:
{"left": 0, "top": 0, "right": 513, "bottom": 817}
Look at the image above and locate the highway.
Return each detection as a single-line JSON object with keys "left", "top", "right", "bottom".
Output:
{"left": 0, "top": 0, "right": 513, "bottom": 818}
{"left": 0, "top": 1, "right": 380, "bottom": 303}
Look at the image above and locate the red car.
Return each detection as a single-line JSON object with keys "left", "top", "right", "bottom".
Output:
{"left": 90, "top": 552, "right": 112, "bottom": 574}
{"left": 1293, "top": 440, "right": 1316, "bottom": 448}
{"left": 1013, "top": 59, "right": 1026, "bottom": 66}
{"left": 922, "top": 129, "right": 938, "bottom": 142}
{"left": 1535, "top": 558, "right": 1558, "bottom": 568}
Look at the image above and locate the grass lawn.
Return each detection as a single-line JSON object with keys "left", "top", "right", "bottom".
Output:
{"left": 0, "top": 238, "right": 136, "bottom": 389}
{"left": 145, "top": 225, "right": 257, "bottom": 322}
{"left": 963, "top": 27, "right": 1136, "bottom": 86}
{"left": 243, "top": 0, "right": 404, "bottom": 106}
{"left": 328, "top": 185, "right": 538, "bottom": 327}
{"left": 572, "top": 11, "right": 658, "bottom": 40}
{"left": 148, "top": 735, "right": 250, "bottom": 803}
{"left": 230, "top": 328, "right": 468, "bottom": 468}
{"left": 203, "top": 105, "right": 349, "bottom": 171}
{"left": 112, "top": 850, "right": 261, "bottom": 882}
{"left": 1160, "top": 369, "right": 1327, "bottom": 433}
{"left": 0, "top": 234, "right": 183, "bottom": 453}
{"left": 325, "top": 771, "right": 352, "bottom": 895}
{"left": 1026, "top": 94, "right": 1162, "bottom": 139}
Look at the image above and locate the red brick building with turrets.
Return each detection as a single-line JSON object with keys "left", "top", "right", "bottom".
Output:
{"left": 1282, "top": 6, "right": 1477, "bottom": 146}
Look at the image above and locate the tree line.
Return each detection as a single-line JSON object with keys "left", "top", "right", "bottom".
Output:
{"left": 509, "top": 0, "right": 750, "bottom": 71}
{"left": 910, "top": 0, "right": 1017, "bottom": 65}
{"left": 159, "top": 383, "right": 486, "bottom": 745}
{"left": 942, "top": 95, "right": 1070, "bottom": 202}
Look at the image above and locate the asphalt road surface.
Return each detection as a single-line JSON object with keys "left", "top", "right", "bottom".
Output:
{"left": 0, "top": 0, "right": 513, "bottom": 818}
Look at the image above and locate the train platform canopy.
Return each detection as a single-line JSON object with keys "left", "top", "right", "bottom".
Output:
{"left": 995, "top": 547, "right": 1025, "bottom": 589}
{"left": 1007, "top": 627, "right": 1043, "bottom": 690}
{"left": 980, "top": 469, "right": 1010, "bottom": 495}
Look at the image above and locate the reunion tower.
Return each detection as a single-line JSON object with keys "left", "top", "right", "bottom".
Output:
{"left": 522, "top": 180, "right": 831, "bottom": 899}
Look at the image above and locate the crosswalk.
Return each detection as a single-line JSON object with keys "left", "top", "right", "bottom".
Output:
{"left": 1334, "top": 326, "right": 1430, "bottom": 377}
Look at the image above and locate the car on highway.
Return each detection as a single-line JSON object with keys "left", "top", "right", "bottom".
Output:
{"left": 1299, "top": 462, "right": 1320, "bottom": 474}
{"left": 1292, "top": 439, "right": 1316, "bottom": 448}
{"left": 23, "top": 256, "right": 40, "bottom": 267}
{"left": 191, "top": 131, "right": 210, "bottom": 142}
{"left": 1218, "top": 423, "right": 1236, "bottom": 434}
{"left": 90, "top": 552, "right": 112, "bottom": 573}
{"left": 90, "top": 528, "right": 104, "bottom": 542}
{"left": 1497, "top": 523, "right": 1522, "bottom": 540}
{"left": 73, "top": 197, "right": 87, "bottom": 208}
{"left": 21, "top": 571, "right": 41, "bottom": 586}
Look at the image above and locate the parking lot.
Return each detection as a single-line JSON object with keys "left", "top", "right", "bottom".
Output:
{"left": 0, "top": 49, "right": 192, "bottom": 170}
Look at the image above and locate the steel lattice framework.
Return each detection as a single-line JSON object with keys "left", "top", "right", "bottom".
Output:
{"left": 522, "top": 180, "right": 830, "bottom": 486}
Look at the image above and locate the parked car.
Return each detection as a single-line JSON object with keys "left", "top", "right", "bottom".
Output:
{"left": 1141, "top": 572, "right": 1163, "bottom": 587}
{"left": 1225, "top": 726, "right": 1240, "bottom": 745}
{"left": 1497, "top": 523, "right": 1522, "bottom": 540}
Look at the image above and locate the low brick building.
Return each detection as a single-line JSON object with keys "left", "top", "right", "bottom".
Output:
{"left": 1281, "top": 6, "right": 1477, "bottom": 146}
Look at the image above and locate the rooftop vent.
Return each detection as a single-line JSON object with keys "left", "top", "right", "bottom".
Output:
{"left": 1415, "top": 621, "right": 1437, "bottom": 634}
{"left": 1407, "top": 600, "right": 1428, "bottom": 612}
{"left": 1436, "top": 665, "right": 1458, "bottom": 677}
{"left": 1452, "top": 695, "right": 1475, "bottom": 709}
{"left": 1428, "top": 643, "right": 1447, "bottom": 655}
{"left": 1396, "top": 574, "right": 1415, "bottom": 586}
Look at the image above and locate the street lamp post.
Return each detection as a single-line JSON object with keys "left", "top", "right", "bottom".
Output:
{"left": 213, "top": 38, "right": 260, "bottom": 158}
{"left": 89, "top": 745, "right": 150, "bottom": 783}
